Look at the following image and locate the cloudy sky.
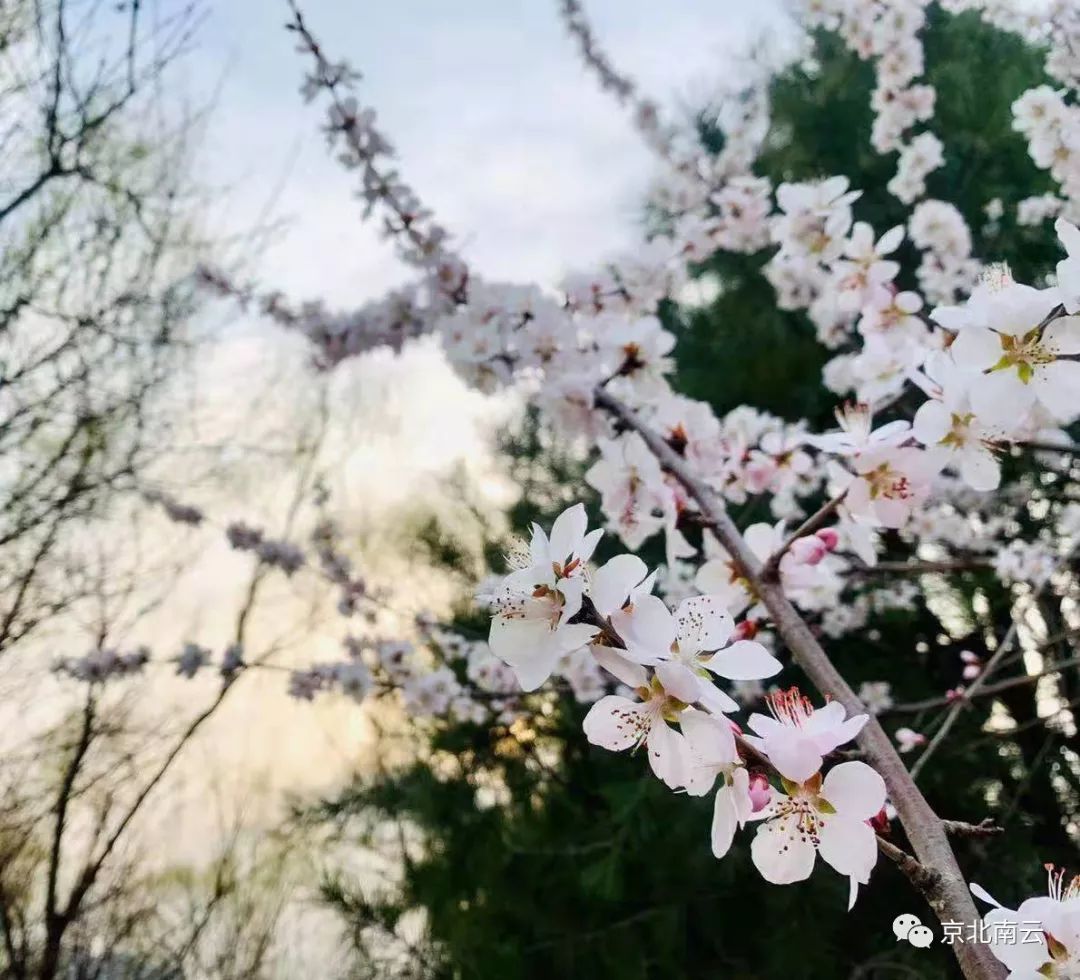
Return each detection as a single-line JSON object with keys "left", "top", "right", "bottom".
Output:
{"left": 188, "top": 0, "right": 787, "bottom": 303}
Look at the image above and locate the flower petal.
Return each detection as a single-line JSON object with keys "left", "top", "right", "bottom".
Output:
{"left": 764, "top": 732, "right": 823, "bottom": 783}
{"left": 970, "top": 369, "right": 1036, "bottom": 431}
{"left": 656, "top": 662, "right": 704, "bottom": 704}
{"left": 619, "top": 594, "right": 678, "bottom": 661}
{"left": 675, "top": 595, "right": 734, "bottom": 654}
{"left": 817, "top": 815, "right": 877, "bottom": 883}
{"left": 983, "top": 908, "right": 1049, "bottom": 973}
{"left": 583, "top": 695, "right": 649, "bottom": 751}
{"left": 1043, "top": 315, "right": 1080, "bottom": 355}
{"left": 705, "top": 640, "right": 783, "bottom": 681}
{"left": 751, "top": 815, "right": 817, "bottom": 884}
{"left": 489, "top": 617, "right": 560, "bottom": 690}
{"left": 698, "top": 684, "right": 740, "bottom": 715}
{"left": 959, "top": 448, "right": 1001, "bottom": 492}
{"left": 1057, "top": 217, "right": 1080, "bottom": 255}
{"left": 681, "top": 708, "right": 737, "bottom": 767}
{"left": 548, "top": 503, "right": 588, "bottom": 565}
{"left": 1036, "top": 359, "right": 1080, "bottom": 422}
{"left": 647, "top": 720, "right": 691, "bottom": 789}
{"left": 712, "top": 784, "right": 738, "bottom": 859}
{"left": 591, "top": 554, "right": 649, "bottom": 616}
{"left": 820, "top": 761, "right": 886, "bottom": 820}
{"left": 590, "top": 645, "right": 648, "bottom": 689}
{"left": 912, "top": 399, "right": 950, "bottom": 445}
{"left": 951, "top": 326, "right": 1003, "bottom": 371}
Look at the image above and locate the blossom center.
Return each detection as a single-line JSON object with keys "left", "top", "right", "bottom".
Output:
{"left": 766, "top": 687, "right": 816, "bottom": 727}
{"left": 991, "top": 328, "right": 1056, "bottom": 382}
{"left": 864, "top": 462, "right": 912, "bottom": 500}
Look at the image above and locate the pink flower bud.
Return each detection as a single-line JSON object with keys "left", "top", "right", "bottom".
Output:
{"left": 815, "top": 527, "right": 840, "bottom": 551}
{"left": 789, "top": 535, "right": 828, "bottom": 565}
{"left": 870, "top": 807, "right": 891, "bottom": 835}
{"left": 895, "top": 727, "right": 926, "bottom": 753}
{"left": 734, "top": 620, "right": 759, "bottom": 641}
{"left": 748, "top": 772, "right": 772, "bottom": 812}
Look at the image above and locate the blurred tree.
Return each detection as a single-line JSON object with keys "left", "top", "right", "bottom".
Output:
{"left": 0, "top": 3, "right": 318, "bottom": 977}
{"left": 0, "top": 0, "right": 209, "bottom": 665}
{"left": 305, "top": 7, "right": 1078, "bottom": 980}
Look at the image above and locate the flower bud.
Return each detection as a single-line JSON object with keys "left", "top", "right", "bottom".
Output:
{"left": 790, "top": 535, "right": 828, "bottom": 565}
{"left": 734, "top": 619, "right": 759, "bottom": 641}
{"left": 816, "top": 527, "right": 840, "bottom": 551}
{"left": 748, "top": 772, "right": 772, "bottom": 812}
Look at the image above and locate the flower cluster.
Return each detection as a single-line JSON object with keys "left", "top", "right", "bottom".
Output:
{"left": 802, "top": 0, "right": 940, "bottom": 202}
{"left": 476, "top": 504, "right": 886, "bottom": 904}
{"left": 53, "top": 642, "right": 244, "bottom": 683}
{"left": 142, "top": 488, "right": 205, "bottom": 526}
{"left": 196, "top": 265, "right": 429, "bottom": 370}
{"left": 226, "top": 521, "right": 306, "bottom": 575}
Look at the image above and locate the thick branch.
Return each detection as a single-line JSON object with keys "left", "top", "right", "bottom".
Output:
{"left": 40, "top": 688, "right": 95, "bottom": 980}
{"left": 1018, "top": 440, "right": 1080, "bottom": 455}
{"left": 593, "top": 386, "right": 1003, "bottom": 980}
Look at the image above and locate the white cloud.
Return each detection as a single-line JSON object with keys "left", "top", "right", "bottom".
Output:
{"left": 188, "top": 0, "right": 783, "bottom": 298}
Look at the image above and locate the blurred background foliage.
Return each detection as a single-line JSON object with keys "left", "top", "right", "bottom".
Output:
{"left": 307, "top": 7, "right": 1078, "bottom": 979}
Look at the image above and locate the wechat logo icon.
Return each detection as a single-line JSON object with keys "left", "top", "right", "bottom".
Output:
{"left": 893, "top": 914, "right": 934, "bottom": 948}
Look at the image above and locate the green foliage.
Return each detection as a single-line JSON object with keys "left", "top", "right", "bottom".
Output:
{"left": 315, "top": 8, "right": 1080, "bottom": 978}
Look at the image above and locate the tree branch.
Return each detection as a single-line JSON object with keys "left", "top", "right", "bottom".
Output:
{"left": 848, "top": 560, "right": 992, "bottom": 576}
{"left": 942, "top": 818, "right": 1003, "bottom": 839}
{"left": 593, "top": 386, "right": 1004, "bottom": 980}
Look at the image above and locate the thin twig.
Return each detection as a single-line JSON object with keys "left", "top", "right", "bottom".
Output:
{"left": 942, "top": 818, "right": 1003, "bottom": 838}
{"left": 888, "top": 653, "right": 1080, "bottom": 715}
{"left": 848, "top": 560, "right": 992, "bottom": 577}
{"left": 1017, "top": 440, "right": 1080, "bottom": 455}
{"left": 876, "top": 837, "right": 941, "bottom": 896}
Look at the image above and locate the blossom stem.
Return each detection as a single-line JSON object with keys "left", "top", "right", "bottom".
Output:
{"left": 593, "top": 385, "right": 1005, "bottom": 980}
{"left": 569, "top": 595, "right": 628, "bottom": 650}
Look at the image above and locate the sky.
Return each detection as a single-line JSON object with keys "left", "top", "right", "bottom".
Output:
{"left": 186, "top": 0, "right": 787, "bottom": 303}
